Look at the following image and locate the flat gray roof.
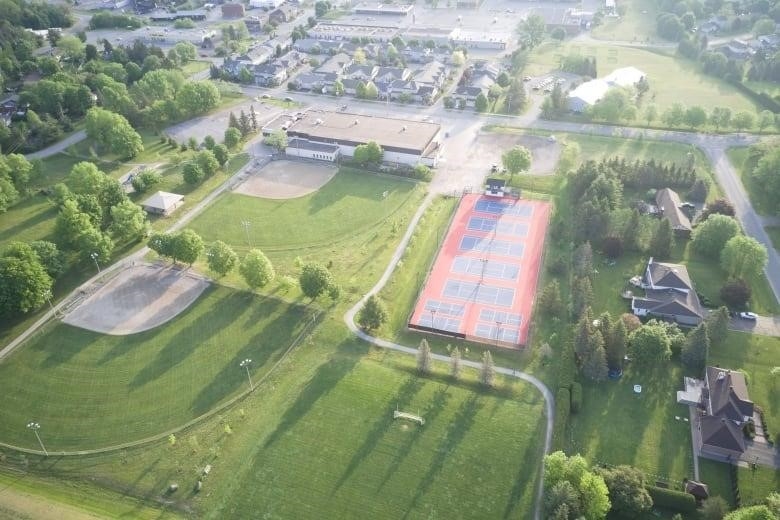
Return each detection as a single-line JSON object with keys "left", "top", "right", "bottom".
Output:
{"left": 287, "top": 111, "right": 440, "bottom": 155}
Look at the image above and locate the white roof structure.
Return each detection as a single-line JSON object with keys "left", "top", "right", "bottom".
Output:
{"left": 142, "top": 191, "right": 184, "bottom": 212}
{"left": 603, "top": 66, "right": 645, "bottom": 87}
{"left": 568, "top": 79, "right": 610, "bottom": 105}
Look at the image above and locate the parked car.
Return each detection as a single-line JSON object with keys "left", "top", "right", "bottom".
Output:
{"left": 739, "top": 311, "right": 758, "bottom": 320}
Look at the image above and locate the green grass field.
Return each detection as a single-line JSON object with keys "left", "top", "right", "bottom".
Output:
{"left": 727, "top": 146, "right": 774, "bottom": 217}
{"left": 526, "top": 43, "right": 758, "bottom": 116}
{"left": 0, "top": 286, "right": 309, "bottom": 450}
{"left": 590, "top": 0, "right": 659, "bottom": 42}
{"left": 187, "top": 168, "right": 426, "bottom": 293}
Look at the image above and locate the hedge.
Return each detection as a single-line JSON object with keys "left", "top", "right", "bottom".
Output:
{"left": 646, "top": 486, "right": 697, "bottom": 513}
{"left": 553, "top": 386, "right": 571, "bottom": 451}
{"left": 570, "top": 382, "right": 582, "bottom": 413}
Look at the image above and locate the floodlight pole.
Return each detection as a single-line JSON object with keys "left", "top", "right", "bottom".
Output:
{"left": 240, "top": 358, "right": 253, "bottom": 390}
{"left": 430, "top": 309, "right": 437, "bottom": 329}
{"left": 495, "top": 321, "right": 502, "bottom": 347}
{"left": 90, "top": 252, "right": 101, "bottom": 273}
{"left": 241, "top": 220, "right": 252, "bottom": 249}
{"left": 26, "top": 422, "right": 48, "bottom": 456}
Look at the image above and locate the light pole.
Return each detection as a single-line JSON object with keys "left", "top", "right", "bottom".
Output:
{"left": 26, "top": 422, "right": 48, "bottom": 456}
{"left": 240, "top": 220, "right": 252, "bottom": 249}
{"left": 44, "top": 290, "right": 54, "bottom": 311}
{"left": 90, "top": 252, "right": 101, "bottom": 273}
{"left": 430, "top": 309, "right": 437, "bottom": 329}
{"left": 240, "top": 358, "right": 253, "bottom": 390}
{"left": 495, "top": 321, "right": 502, "bottom": 347}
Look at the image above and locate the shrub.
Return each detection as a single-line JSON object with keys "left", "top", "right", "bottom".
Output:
{"left": 646, "top": 486, "right": 697, "bottom": 513}
{"left": 570, "top": 382, "right": 583, "bottom": 413}
{"left": 720, "top": 279, "right": 751, "bottom": 308}
{"left": 553, "top": 387, "right": 571, "bottom": 451}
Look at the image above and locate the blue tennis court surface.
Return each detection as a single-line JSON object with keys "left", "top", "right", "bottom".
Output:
{"left": 424, "top": 299, "right": 465, "bottom": 317}
{"left": 478, "top": 309, "right": 522, "bottom": 326}
{"left": 451, "top": 256, "right": 520, "bottom": 280}
{"left": 459, "top": 236, "right": 525, "bottom": 257}
{"left": 474, "top": 323, "right": 521, "bottom": 343}
{"left": 467, "top": 217, "right": 529, "bottom": 237}
{"left": 474, "top": 199, "right": 534, "bottom": 217}
{"left": 442, "top": 280, "right": 515, "bottom": 307}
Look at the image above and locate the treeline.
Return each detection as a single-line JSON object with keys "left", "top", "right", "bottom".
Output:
{"left": 89, "top": 11, "right": 143, "bottom": 30}
{"left": 3, "top": 0, "right": 73, "bottom": 30}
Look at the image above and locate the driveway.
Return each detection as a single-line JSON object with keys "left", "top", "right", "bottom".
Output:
{"left": 729, "top": 315, "right": 780, "bottom": 337}
{"left": 24, "top": 129, "right": 86, "bottom": 160}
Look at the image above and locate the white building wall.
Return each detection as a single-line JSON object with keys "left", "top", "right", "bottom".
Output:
{"left": 285, "top": 146, "right": 339, "bottom": 162}
{"left": 249, "top": 0, "right": 284, "bottom": 8}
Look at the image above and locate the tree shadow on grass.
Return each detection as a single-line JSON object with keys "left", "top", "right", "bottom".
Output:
{"left": 502, "top": 413, "right": 546, "bottom": 519}
{"left": 38, "top": 326, "right": 102, "bottom": 369}
{"left": 402, "top": 394, "right": 483, "bottom": 519}
{"left": 189, "top": 307, "right": 301, "bottom": 416}
{"left": 332, "top": 376, "right": 425, "bottom": 492}
{"left": 129, "top": 291, "right": 248, "bottom": 390}
{"left": 376, "top": 384, "right": 452, "bottom": 492}
{"left": 263, "top": 343, "right": 362, "bottom": 449}
{"left": 0, "top": 198, "right": 56, "bottom": 244}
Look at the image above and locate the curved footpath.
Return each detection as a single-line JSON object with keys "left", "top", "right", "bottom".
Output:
{"left": 343, "top": 192, "right": 555, "bottom": 520}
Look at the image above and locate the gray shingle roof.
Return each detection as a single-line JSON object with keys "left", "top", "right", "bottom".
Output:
{"left": 700, "top": 415, "right": 746, "bottom": 453}
{"left": 656, "top": 188, "right": 692, "bottom": 232}
{"left": 646, "top": 259, "right": 694, "bottom": 291}
{"left": 706, "top": 366, "right": 754, "bottom": 422}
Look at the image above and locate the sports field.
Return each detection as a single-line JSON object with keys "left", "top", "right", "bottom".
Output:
{"left": 409, "top": 194, "right": 551, "bottom": 347}
{"left": 0, "top": 286, "right": 308, "bottom": 450}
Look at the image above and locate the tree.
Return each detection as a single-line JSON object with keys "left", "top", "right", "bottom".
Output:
{"left": 58, "top": 34, "right": 85, "bottom": 63}
{"left": 692, "top": 214, "right": 740, "bottom": 256}
{"left": 605, "top": 315, "right": 628, "bottom": 371}
{"left": 480, "top": 351, "right": 495, "bottom": 387}
{"left": 212, "top": 144, "right": 229, "bottom": 166}
{"left": 724, "top": 506, "right": 776, "bottom": 520}
{"left": 131, "top": 169, "right": 162, "bottom": 193}
{"left": 501, "top": 145, "right": 532, "bottom": 180}
{"left": 55, "top": 199, "right": 94, "bottom": 248}
{"left": 721, "top": 235, "right": 767, "bottom": 280}
{"left": 573, "top": 242, "right": 594, "bottom": 279}
{"left": 353, "top": 141, "right": 383, "bottom": 165}
{"left": 518, "top": 14, "right": 546, "bottom": 49}
{"left": 206, "top": 240, "right": 238, "bottom": 277}
{"left": 450, "top": 50, "right": 465, "bottom": 66}
{"left": 196, "top": 150, "right": 219, "bottom": 177}
{"left": 650, "top": 218, "right": 674, "bottom": 260}
{"left": 720, "top": 279, "right": 751, "bottom": 308}
{"left": 0, "top": 252, "right": 52, "bottom": 315}
{"left": 538, "top": 280, "right": 564, "bottom": 316}
{"left": 602, "top": 235, "right": 623, "bottom": 259}
{"left": 85, "top": 108, "right": 143, "bottom": 158}
{"left": 682, "top": 322, "right": 710, "bottom": 371}
{"left": 630, "top": 321, "right": 672, "bottom": 369}
{"left": 662, "top": 103, "right": 685, "bottom": 127}
{"left": 597, "top": 465, "right": 653, "bottom": 517}
{"left": 110, "top": 200, "right": 147, "bottom": 242}
{"left": 333, "top": 80, "right": 345, "bottom": 96}
{"left": 684, "top": 106, "right": 708, "bottom": 129}
{"left": 753, "top": 18, "right": 776, "bottom": 37}
{"left": 701, "top": 496, "right": 730, "bottom": 520}
{"left": 545, "top": 480, "right": 581, "bottom": 518}
{"left": 77, "top": 227, "right": 113, "bottom": 264}
{"left": 264, "top": 129, "right": 288, "bottom": 151}
{"left": 315, "top": 0, "right": 330, "bottom": 17}
{"left": 581, "top": 336, "right": 608, "bottom": 381}
{"left": 176, "top": 81, "right": 220, "bottom": 117}
{"left": 450, "top": 346, "right": 461, "bottom": 379}
{"left": 702, "top": 198, "right": 735, "bottom": 220}
{"left": 299, "top": 262, "right": 333, "bottom": 299}
{"left": 240, "top": 249, "right": 275, "bottom": 290}
{"left": 688, "top": 178, "right": 709, "bottom": 203}
{"left": 68, "top": 161, "right": 106, "bottom": 195}
{"left": 29, "top": 241, "right": 64, "bottom": 278}
{"left": 706, "top": 306, "right": 730, "bottom": 346}
{"left": 417, "top": 338, "right": 432, "bottom": 374}
{"left": 572, "top": 276, "right": 593, "bottom": 319}
{"left": 757, "top": 110, "right": 774, "bottom": 134}
{"left": 352, "top": 48, "right": 366, "bottom": 64}
{"left": 710, "top": 107, "right": 732, "bottom": 131}
{"left": 148, "top": 232, "right": 174, "bottom": 260}
{"left": 203, "top": 135, "right": 216, "bottom": 150}
{"left": 474, "top": 92, "right": 488, "bottom": 112}
{"left": 732, "top": 111, "right": 755, "bottom": 131}
{"left": 544, "top": 451, "right": 611, "bottom": 520}
{"left": 171, "top": 229, "right": 203, "bottom": 266}
{"left": 644, "top": 104, "right": 658, "bottom": 127}
{"left": 224, "top": 127, "right": 242, "bottom": 150}
{"left": 182, "top": 163, "right": 205, "bottom": 185}
{"left": 174, "top": 41, "right": 197, "bottom": 63}
{"left": 357, "top": 294, "right": 387, "bottom": 331}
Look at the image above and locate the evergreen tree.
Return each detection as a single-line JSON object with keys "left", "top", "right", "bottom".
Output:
{"left": 538, "top": 279, "right": 564, "bottom": 316}
{"left": 480, "top": 351, "right": 495, "bottom": 387}
{"left": 706, "top": 306, "right": 730, "bottom": 346}
{"left": 572, "top": 276, "right": 594, "bottom": 320}
{"left": 622, "top": 209, "right": 641, "bottom": 251}
{"left": 450, "top": 346, "right": 461, "bottom": 379}
{"left": 582, "top": 342, "right": 609, "bottom": 382}
{"left": 574, "top": 307, "right": 595, "bottom": 361}
{"left": 249, "top": 105, "right": 258, "bottom": 131}
{"left": 605, "top": 316, "right": 627, "bottom": 371}
{"left": 681, "top": 322, "right": 710, "bottom": 372}
{"left": 417, "top": 339, "right": 432, "bottom": 374}
{"left": 238, "top": 110, "right": 251, "bottom": 136}
{"left": 650, "top": 218, "right": 674, "bottom": 260}
{"left": 228, "top": 111, "right": 240, "bottom": 130}
{"left": 573, "top": 241, "right": 594, "bottom": 279}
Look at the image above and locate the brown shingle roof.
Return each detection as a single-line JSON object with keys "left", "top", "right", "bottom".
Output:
{"left": 706, "top": 366, "right": 754, "bottom": 422}
{"left": 656, "top": 188, "right": 692, "bottom": 232}
{"left": 700, "top": 415, "right": 746, "bottom": 453}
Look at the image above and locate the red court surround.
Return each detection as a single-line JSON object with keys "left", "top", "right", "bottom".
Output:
{"left": 409, "top": 194, "right": 551, "bottom": 347}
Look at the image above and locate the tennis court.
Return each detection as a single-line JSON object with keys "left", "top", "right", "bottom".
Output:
{"left": 409, "top": 194, "right": 550, "bottom": 347}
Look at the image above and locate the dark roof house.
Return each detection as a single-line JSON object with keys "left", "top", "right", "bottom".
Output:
{"left": 631, "top": 257, "right": 704, "bottom": 326}
{"left": 656, "top": 188, "right": 692, "bottom": 236}
{"left": 697, "top": 366, "right": 754, "bottom": 460}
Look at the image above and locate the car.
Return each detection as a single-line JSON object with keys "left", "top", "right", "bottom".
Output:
{"left": 739, "top": 311, "right": 758, "bottom": 320}
{"left": 261, "top": 93, "right": 270, "bottom": 98}
{"left": 283, "top": 96, "right": 294, "bottom": 102}
{"left": 490, "top": 164, "right": 498, "bottom": 172}
{"left": 523, "top": 76, "right": 532, "bottom": 82}
{"left": 340, "top": 104, "right": 348, "bottom": 111}
{"left": 680, "top": 202, "right": 695, "bottom": 209}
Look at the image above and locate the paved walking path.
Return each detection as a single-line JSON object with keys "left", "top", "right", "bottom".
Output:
{"left": 343, "top": 193, "right": 554, "bottom": 520}
{"left": 24, "top": 130, "right": 87, "bottom": 160}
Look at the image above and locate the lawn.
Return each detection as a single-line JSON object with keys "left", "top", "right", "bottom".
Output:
{"left": 568, "top": 364, "right": 695, "bottom": 484}
{"left": 207, "top": 353, "right": 546, "bottom": 519}
{"left": 187, "top": 168, "right": 426, "bottom": 293}
{"left": 0, "top": 285, "right": 310, "bottom": 450}
{"left": 526, "top": 42, "right": 758, "bottom": 115}
{"left": 590, "top": 0, "right": 660, "bottom": 42}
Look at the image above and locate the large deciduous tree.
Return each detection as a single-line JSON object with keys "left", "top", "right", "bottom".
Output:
{"left": 299, "top": 262, "right": 334, "bottom": 299}
{"left": 206, "top": 240, "right": 238, "bottom": 277}
{"left": 518, "top": 14, "right": 546, "bottom": 48}
{"left": 0, "top": 243, "right": 54, "bottom": 315}
{"left": 630, "top": 320, "right": 672, "bottom": 369}
{"left": 239, "top": 249, "right": 275, "bottom": 290}
{"left": 176, "top": 81, "right": 220, "bottom": 117}
{"left": 85, "top": 107, "right": 143, "bottom": 158}
{"left": 721, "top": 235, "right": 767, "bottom": 280}
{"left": 501, "top": 145, "right": 532, "bottom": 180}
{"left": 692, "top": 214, "right": 740, "bottom": 257}
{"left": 110, "top": 199, "right": 148, "bottom": 242}
{"left": 681, "top": 322, "right": 710, "bottom": 372}
{"left": 171, "top": 229, "right": 204, "bottom": 266}
{"left": 596, "top": 465, "right": 653, "bottom": 517}
{"left": 544, "top": 451, "right": 611, "bottom": 520}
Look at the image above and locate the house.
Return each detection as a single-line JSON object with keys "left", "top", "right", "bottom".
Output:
{"left": 277, "top": 51, "right": 303, "bottom": 70}
{"left": 269, "top": 5, "right": 298, "bottom": 24}
{"left": 402, "top": 46, "right": 433, "bottom": 63}
{"left": 655, "top": 188, "right": 692, "bottom": 236}
{"left": 142, "top": 191, "right": 184, "bottom": 216}
{"left": 340, "top": 78, "right": 363, "bottom": 95}
{"left": 716, "top": 39, "right": 754, "bottom": 60}
{"left": 285, "top": 138, "right": 340, "bottom": 161}
{"left": 252, "top": 62, "right": 288, "bottom": 86}
{"left": 293, "top": 38, "right": 343, "bottom": 54}
{"left": 630, "top": 257, "right": 704, "bottom": 326}
{"left": 449, "top": 28, "right": 509, "bottom": 50}
{"left": 389, "top": 80, "right": 421, "bottom": 102}
{"left": 314, "top": 52, "right": 352, "bottom": 75}
{"left": 373, "top": 67, "right": 411, "bottom": 90}
{"left": 290, "top": 72, "right": 326, "bottom": 92}
{"left": 452, "top": 85, "right": 485, "bottom": 107}
{"left": 249, "top": 0, "right": 285, "bottom": 8}
{"left": 344, "top": 63, "right": 378, "bottom": 82}
{"left": 700, "top": 16, "right": 729, "bottom": 35}
{"left": 223, "top": 47, "right": 273, "bottom": 77}
{"left": 221, "top": 2, "right": 245, "bottom": 18}
{"left": 697, "top": 367, "right": 754, "bottom": 459}
{"left": 567, "top": 67, "right": 645, "bottom": 112}
{"left": 414, "top": 60, "right": 449, "bottom": 88}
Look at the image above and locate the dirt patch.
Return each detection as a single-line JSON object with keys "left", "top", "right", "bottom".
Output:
{"left": 62, "top": 264, "right": 209, "bottom": 335}
{"left": 0, "top": 488, "right": 105, "bottom": 520}
{"left": 233, "top": 159, "right": 337, "bottom": 199}
{"left": 164, "top": 100, "right": 283, "bottom": 145}
{"left": 470, "top": 132, "right": 562, "bottom": 175}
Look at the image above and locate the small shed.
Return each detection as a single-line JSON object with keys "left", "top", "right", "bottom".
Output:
{"left": 142, "top": 191, "right": 184, "bottom": 216}
{"left": 684, "top": 480, "right": 710, "bottom": 502}
{"left": 485, "top": 178, "right": 506, "bottom": 197}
